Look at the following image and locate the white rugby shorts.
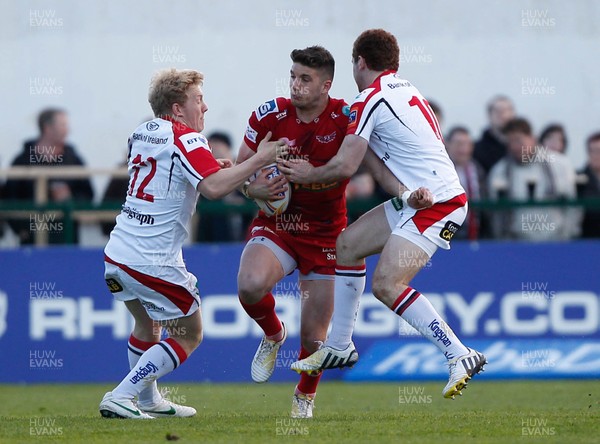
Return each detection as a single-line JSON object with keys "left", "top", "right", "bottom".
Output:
{"left": 383, "top": 193, "right": 468, "bottom": 258}
{"left": 104, "top": 255, "right": 200, "bottom": 321}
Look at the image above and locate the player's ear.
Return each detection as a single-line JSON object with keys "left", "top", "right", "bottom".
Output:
{"left": 171, "top": 102, "right": 183, "bottom": 118}
{"left": 321, "top": 79, "right": 332, "bottom": 94}
{"left": 357, "top": 56, "right": 367, "bottom": 70}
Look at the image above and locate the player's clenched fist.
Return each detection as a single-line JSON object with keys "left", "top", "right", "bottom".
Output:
{"left": 407, "top": 186, "right": 434, "bottom": 209}
{"left": 216, "top": 158, "right": 233, "bottom": 169}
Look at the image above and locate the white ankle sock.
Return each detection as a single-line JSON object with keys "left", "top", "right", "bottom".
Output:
{"left": 392, "top": 287, "right": 469, "bottom": 360}
{"left": 127, "top": 336, "right": 161, "bottom": 405}
{"left": 325, "top": 265, "right": 366, "bottom": 350}
{"left": 113, "top": 338, "right": 187, "bottom": 400}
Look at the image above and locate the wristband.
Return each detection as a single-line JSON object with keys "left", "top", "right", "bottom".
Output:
{"left": 401, "top": 190, "right": 411, "bottom": 209}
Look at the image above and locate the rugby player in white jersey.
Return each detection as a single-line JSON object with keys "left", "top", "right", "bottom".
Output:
{"left": 280, "top": 29, "right": 486, "bottom": 399}
{"left": 99, "top": 69, "right": 285, "bottom": 419}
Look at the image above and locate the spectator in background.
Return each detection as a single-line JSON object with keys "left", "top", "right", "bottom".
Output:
{"left": 445, "top": 126, "right": 487, "bottom": 240}
{"left": 578, "top": 132, "right": 600, "bottom": 238}
{"left": 4, "top": 108, "right": 94, "bottom": 244}
{"left": 474, "top": 95, "right": 515, "bottom": 174}
{"left": 196, "top": 131, "right": 251, "bottom": 241}
{"left": 539, "top": 123, "right": 568, "bottom": 154}
{"left": 101, "top": 156, "right": 129, "bottom": 236}
{"left": 488, "top": 118, "right": 579, "bottom": 241}
{"left": 427, "top": 98, "right": 443, "bottom": 129}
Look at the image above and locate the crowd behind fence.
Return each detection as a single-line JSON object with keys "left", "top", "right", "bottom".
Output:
{"left": 0, "top": 166, "right": 599, "bottom": 246}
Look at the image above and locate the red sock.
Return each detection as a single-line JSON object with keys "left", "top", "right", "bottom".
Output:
{"left": 128, "top": 334, "right": 157, "bottom": 354}
{"left": 296, "top": 346, "right": 322, "bottom": 396}
{"left": 163, "top": 337, "right": 189, "bottom": 366}
{"left": 240, "top": 293, "right": 283, "bottom": 338}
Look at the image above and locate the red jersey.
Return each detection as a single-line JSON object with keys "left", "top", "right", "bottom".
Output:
{"left": 244, "top": 97, "right": 349, "bottom": 240}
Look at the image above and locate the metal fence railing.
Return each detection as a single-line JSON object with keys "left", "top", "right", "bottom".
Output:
{"left": 1, "top": 166, "right": 599, "bottom": 245}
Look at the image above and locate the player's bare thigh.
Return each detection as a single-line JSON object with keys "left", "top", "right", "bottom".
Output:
{"left": 337, "top": 203, "right": 392, "bottom": 266}
{"left": 299, "top": 279, "right": 334, "bottom": 353}
{"left": 372, "top": 234, "right": 430, "bottom": 307}
{"left": 237, "top": 243, "right": 286, "bottom": 304}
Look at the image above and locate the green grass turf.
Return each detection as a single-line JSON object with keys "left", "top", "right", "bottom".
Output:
{"left": 0, "top": 380, "right": 598, "bottom": 443}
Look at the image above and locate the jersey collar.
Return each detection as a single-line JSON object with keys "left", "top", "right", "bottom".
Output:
{"left": 370, "top": 70, "right": 397, "bottom": 87}
{"left": 160, "top": 115, "right": 194, "bottom": 132}
{"left": 291, "top": 96, "right": 332, "bottom": 125}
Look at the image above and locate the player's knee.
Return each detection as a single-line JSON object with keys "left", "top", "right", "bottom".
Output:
{"left": 237, "top": 271, "right": 270, "bottom": 303}
{"left": 192, "top": 327, "right": 203, "bottom": 347}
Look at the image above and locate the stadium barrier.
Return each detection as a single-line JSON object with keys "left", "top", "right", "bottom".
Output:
{"left": 1, "top": 166, "right": 600, "bottom": 245}
{"left": 1, "top": 241, "right": 599, "bottom": 383}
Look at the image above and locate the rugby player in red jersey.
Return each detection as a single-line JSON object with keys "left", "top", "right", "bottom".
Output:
{"left": 236, "top": 46, "right": 350, "bottom": 418}
{"left": 282, "top": 30, "right": 487, "bottom": 399}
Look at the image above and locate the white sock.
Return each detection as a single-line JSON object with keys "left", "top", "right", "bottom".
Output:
{"left": 392, "top": 287, "right": 469, "bottom": 360}
{"left": 127, "top": 336, "right": 161, "bottom": 405}
{"left": 113, "top": 338, "right": 187, "bottom": 400}
{"left": 325, "top": 265, "right": 366, "bottom": 350}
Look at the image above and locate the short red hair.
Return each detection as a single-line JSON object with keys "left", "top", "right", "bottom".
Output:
{"left": 352, "top": 29, "right": 399, "bottom": 71}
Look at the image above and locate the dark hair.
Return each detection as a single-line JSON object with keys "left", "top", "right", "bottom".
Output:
{"left": 503, "top": 117, "right": 532, "bottom": 136}
{"left": 207, "top": 131, "right": 232, "bottom": 148}
{"left": 352, "top": 29, "right": 399, "bottom": 71}
{"left": 38, "top": 108, "right": 65, "bottom": 134}
{"left": 446, "top": 126, "right": 470, "bottom": 142}
{"left": 486, "top": 95, "right": 513, "bottom": 115}
{"left": 427, "top": 99, "right": 443, "bottom": 123}
{"left": 290, "top": 46, "right": 335, "bottom": 80}
{"left": 586, "top": 131, "right": 600, "bottom": 152}
{"left": 539, "top": 123, "right": 567, "bottom": 152}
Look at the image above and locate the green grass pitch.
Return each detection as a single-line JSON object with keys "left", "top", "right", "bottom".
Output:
{"left": 1, "top": 380, "right": 599, "bottom": 443}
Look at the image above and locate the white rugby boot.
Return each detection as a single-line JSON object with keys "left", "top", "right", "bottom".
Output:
{"left": 251, "top": 323, "right": 287, "bottom": 383}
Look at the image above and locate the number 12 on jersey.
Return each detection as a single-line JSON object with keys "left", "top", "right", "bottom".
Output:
{"left": 128, "top": 154, "right": 157, "bottom": 202}
{"left": 408, "top": 96, "right": 443, "bottom": 141}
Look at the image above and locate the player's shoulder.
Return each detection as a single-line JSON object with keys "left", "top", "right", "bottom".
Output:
{"left": 165, "top": 119, "right": 211, "bottom": 155}
{"left": 329, "top": 97, "right": 349, "bottom": 114}
{"left": 351, "top": 82, "right": 383, "bottom": 108}
{"left": 382, "top": 71, "right": 414, "bottom": 87}
{"left": 252, "top": 97, "right": 291, "bottom": 122}
{"left": 327, "top": 97, "right": 351, "bottom": 124}
{"left": 132, "top": 118, "right": 163, "bottom": 136}
{"left": 382, "top": 73, "right": 420, "bottom": 99}
{"left": 353, "top": 71, "right": 416, "bottom": 104}
{"left": 129, "top": 118, "right": 172, "bottom": 144}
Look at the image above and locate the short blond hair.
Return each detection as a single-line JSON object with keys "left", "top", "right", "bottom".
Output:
{"left": 148, "top": 69, "right": 204, "bottom": 117}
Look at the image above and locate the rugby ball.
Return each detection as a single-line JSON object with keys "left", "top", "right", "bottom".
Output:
{"left": 250, "top": 163, "right": 291, "bottom": 217}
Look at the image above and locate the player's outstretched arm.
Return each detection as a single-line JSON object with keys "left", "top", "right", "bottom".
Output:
{"left": 278, "top": 134, "right": 368, "bottom": 184}
{"left": 198, "top": 132, "right": 286, "bottom": 200}
{"left": 235, "top": 141, "right": 288, "bottom": 201}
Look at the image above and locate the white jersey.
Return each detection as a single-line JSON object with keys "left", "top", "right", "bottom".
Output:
{"left": 347, "top": 71, "right": 464, "bottom": 202}
{"left": 105, "top": 117, "right": 220, "bottom": 266}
